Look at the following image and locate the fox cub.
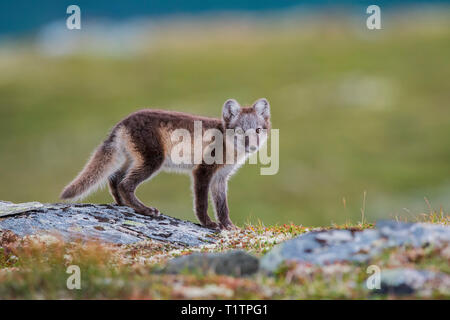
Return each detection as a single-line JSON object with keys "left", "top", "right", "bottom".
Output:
{"left": 61, "top": 98, "right": 271, "bottom": 230}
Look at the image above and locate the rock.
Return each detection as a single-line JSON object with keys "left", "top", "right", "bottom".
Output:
{"left": 0, "top": 201, "right": 44, "bottom": 217}
{"left": 0, "top": 201, "right": 216, "bottom": 246}
{"left": 377, "top": 220, "right": 450, "bottom": 247}
{"left": 376, "top": 268, "right": 449, "bottom": 296}
{"left": 260, "top": 220, "right": 450, "bottom": 272}
{"left": 164, "top": 250, "right": 259, "bottom": 276}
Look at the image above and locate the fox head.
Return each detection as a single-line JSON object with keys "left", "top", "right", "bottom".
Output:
{"left": 222, "top": 98, "right": 271, "bottom": 154}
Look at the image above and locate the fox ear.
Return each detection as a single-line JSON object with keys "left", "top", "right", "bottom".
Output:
{"left": 222, "top": 99, "right": 241, "bottom": 123}
{"left": 253, "top": 98, "right": 270, "bottom": 119}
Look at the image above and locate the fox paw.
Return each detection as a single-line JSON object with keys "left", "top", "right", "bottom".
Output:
{"left": 204, "top": 221, "right": 220, "bottom": 230}
{"left": 219, "top": 221, "right": 239, "bottom": 231}
{"left": 136, "top": 206, "right": 160, "bottom": 217}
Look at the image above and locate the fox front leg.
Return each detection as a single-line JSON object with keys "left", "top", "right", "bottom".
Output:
{"left": 210, "top": 175, "right": 237, "bottom": 230}
{"left": 193, "top": 166, "right": 220, "bottom": 230}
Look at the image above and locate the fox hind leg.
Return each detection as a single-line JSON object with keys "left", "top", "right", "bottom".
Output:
{"left": 118, "top": 159, "right": 163, "bottom": 217}
{"left": 108, "top": 159, "right": 131, "bottom": 206}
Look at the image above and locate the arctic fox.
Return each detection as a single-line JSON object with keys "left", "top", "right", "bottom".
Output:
{"left": 61, "top": 98, "right": 271, "bottom": 230}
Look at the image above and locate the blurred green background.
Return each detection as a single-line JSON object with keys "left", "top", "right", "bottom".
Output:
{"left": 1, "top": 7, "right": 449, "bottom": 227}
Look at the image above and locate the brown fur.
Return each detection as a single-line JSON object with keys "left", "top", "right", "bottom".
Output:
{"left": 61, "top": 99, "right": 271, "bottom": 230}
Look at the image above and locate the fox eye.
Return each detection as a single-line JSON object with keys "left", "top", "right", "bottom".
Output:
{"left": 235, "top": 127, "right": 245, "bottom": 135}
{"left": 256, "top": 128, "right": 261, "bottom": 134}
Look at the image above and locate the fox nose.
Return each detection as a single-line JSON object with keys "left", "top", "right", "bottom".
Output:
{"left": 249, "top": 145, "right": 257, "bottom": 152}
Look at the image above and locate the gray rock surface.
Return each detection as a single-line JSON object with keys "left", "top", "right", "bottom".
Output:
{"left": 0, "top": 201, "right": 216, "bottom": 246}
{"left": 164, "top": 250, "right": 259, "bottom": 276}
{"left": 261, "top": 220, "right": 450, "bottom": 272}
{"left": 0, "top": 201, "right": 44, "bottom": 217}
{"left": 377, "top": 268, "right": 449, "bottom": 295}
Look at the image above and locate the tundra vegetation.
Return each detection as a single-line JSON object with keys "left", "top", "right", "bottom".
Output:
{"left": 0, "top": 210, "right": 448, "bottom": 299}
